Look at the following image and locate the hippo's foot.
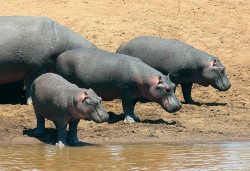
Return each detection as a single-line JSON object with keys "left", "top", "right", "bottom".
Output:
{"left": 26, "top": 97, "right": 33, "bottom": 105}
{"left": 184, "top": 99, "right": 201, "bottom": 106}
{"left": 34, "top": 129, "right": 46, "bottom": 137}
{"left": 124, "top": 115, "right": 140, "bottom": 123}
{"left": 68, "top": 138, "right": 80, "bottom": 146}
{"left": 56, "top": 141, "right": 65, "bottom": 148}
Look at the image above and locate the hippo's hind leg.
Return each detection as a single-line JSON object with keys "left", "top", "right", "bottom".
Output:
{"left": 68, "top": 119, "right": 80, "bottom": 145}
{"left": 181, "top": 83, "right": 200, "bottom": 105}
{"left": 34, "top": 112, "right": 46, "bottom": 137}
{"left": 122, "top": 92, "right": 140, "bottom": 123}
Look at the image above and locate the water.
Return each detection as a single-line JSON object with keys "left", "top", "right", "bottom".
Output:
{"left": 0, "top": 142, "right": 250, "bottom": 171}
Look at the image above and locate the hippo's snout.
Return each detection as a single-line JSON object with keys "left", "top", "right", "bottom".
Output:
{"left": 167, "top": 101, "right": 182, "bottom": 113}
{"left": 92, "top": 108, "right": 109, "bottom": 123}
{"left": 213, "top": 76, "right": 231, "bottom": 91}
{"left": 220, "top": 81, "right": 231, "bottom": 91}
{"left": 163, "top": 96, "right": 182, "bottom": 113}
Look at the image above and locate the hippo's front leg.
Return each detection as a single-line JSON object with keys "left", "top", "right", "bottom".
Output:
{"left": 181, "top": 83, "right": 200, "bottom": 105}
{"left": 68, "top": 119, "right": 80, "bottom": 145}
{"left": 55, "top": 121, "right": 68, "bottom": 146}
{"left": 122, "top": 93, "right": 140, "bottom": 123}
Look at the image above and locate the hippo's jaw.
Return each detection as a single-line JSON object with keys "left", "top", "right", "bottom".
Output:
{"left": 161, "top": 94, "right": 182, "bottom": 113}
{"left": 211, "top": 75, "right": 231, "bottom": 91}
{"left": 89, "top": 106, "right": 109, "bottom": 123}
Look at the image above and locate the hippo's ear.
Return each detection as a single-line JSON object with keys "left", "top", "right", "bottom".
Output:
{"left": 212, "top": 59, "right": 217, "bottom": 67}
{"left": 77, "top": 92, "right": 88, "bottom": 103}
{"left": 158, "top": 76, "right": 163, "bottom": 85}
{"left": 82, "top": 92, "right": 89, "bottom": 102}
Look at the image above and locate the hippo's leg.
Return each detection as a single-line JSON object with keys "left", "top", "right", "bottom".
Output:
{"left": 122, "top": 93, "right": 140, "bottom": 123}
{"left": 68, "top": 119, "right": 80, "bottom": 145}
{"left": 34, "top": 112, "right": 46, "bottom": 137}
{"left": 180, "top": 83, "right": 200, "bottom": 105}
{"left": 55, "top": 121, "right": 68, "bottom": 145}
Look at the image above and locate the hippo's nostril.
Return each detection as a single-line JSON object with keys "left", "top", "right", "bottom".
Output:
{"left": 165, "top": 86, "right": 171, "bottom": 93}
{"left": 221, "top": 69, "right": 225, "bottom": 74}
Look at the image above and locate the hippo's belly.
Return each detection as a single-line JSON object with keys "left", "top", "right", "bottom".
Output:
{"left": 0, "top": 54, "right": 54, "bottom": 85}
{"left": 0, "top": 67, "right": 33, "bottom": 84}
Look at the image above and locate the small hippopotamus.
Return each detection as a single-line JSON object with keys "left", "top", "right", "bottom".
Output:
{"left": 31, "top": 73, "right": 109, "bottom": 146}
{"left": 0, "top": 16, "right": 96, "bottom": 104}
{"left": 56, "top": 48, "right": 181, "bottom": 123}
{"left": 116, "top": 36, "right": 231, "bottom": 104}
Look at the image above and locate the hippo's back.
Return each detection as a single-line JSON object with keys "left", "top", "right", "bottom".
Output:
{"left": 57, "top": 48, "right": 141, "bottom": 84}
{"left": 0, "top": 16, "right": 58, "bottom": 58}
{"left": 0, "top": 16, "right": 96, "bottom": 84}
{"left": 32, "top": 73, "right": 78, "bottom": 96}
{"left": 117, "top": 36, "right": 193, "bottom": 74}
{"left": 31, "top": 73, "right": 80, "bottom": 113}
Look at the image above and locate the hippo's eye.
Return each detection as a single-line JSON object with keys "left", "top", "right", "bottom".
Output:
{"left": 220, "top": 68, "right": 225, "bottom": 74}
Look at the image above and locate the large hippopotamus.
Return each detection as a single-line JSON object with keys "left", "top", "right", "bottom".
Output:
{"left": 31, "top": 73, "right": 109, "bottom": 146}
{"left": 0, "top": 16, "right": 96, "bottom": 104}
{"left": 56, "top": 48, "right": 181, "bottom": 123}
{"left": 116, "top": 36, "right": 231, "bottom": 104}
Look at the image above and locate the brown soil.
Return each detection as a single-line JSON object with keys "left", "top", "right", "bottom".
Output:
{"left": 0, "top": 0, "right": 249, "bottom": 145}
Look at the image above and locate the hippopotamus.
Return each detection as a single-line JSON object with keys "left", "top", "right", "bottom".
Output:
{"left": 0, "top": 16, "right": 96, "bottom": 104}
{"left": 31, "top": 73, "right": 109, "bottom": 146}
{"left": 56, "top": 48, "right": 181, "bottom": 123}
{"left": 116, "top": 36, "right": 231, "bottom": 104}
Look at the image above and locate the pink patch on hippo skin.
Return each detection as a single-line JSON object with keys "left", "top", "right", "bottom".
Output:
{"left": 77, "top": 92, "right": 87, "bottom": 102}
{"left": 150, "top": 76, "right": 161, "bottom": 86}
{"left": 207, "top": 59, "right": 217, "bottom": 67}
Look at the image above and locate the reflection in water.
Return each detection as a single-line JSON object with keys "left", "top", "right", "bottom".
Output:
{"left": 0, "top": 143, "right": 250, "bottom": 170}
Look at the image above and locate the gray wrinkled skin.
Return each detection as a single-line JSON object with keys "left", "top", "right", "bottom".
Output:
{"left": 117, "top": 36, "right": 231, "bottom": 104}
{"left": 0, "top": 16, "right": 96, "bottom": 104}
{"left": 56, "top": 48, "right": 181, "bottom": 123}
{"left": 31, "top": 73, "right": 108, "bottom": 146}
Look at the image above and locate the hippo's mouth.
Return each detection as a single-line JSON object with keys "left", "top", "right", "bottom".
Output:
{"left": 214, "top": 76, "right": 230, "bottom": 91}
{"left": 90, "top": 108, "right": 109, "bottom": 123}
{"left": 162, "top": 95, "right": 181, "bottom": 113}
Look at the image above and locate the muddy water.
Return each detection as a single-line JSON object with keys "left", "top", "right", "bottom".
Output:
{"left": 0, "top": 143, "right": 250, "bottom": 170}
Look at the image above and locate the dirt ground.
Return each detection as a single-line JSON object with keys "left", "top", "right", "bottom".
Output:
{"left": 0, "top": 0, "right": 249, "bottom": 145}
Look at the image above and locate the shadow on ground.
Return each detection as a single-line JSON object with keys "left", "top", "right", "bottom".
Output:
{"left": 0, "top": 94, "right": 26, "bottom": 104}
{"left": 181, "top": 101, "right": 227, "bottom": 106}
{"left": 107, "top": 112, "right": 176, "bottom": 125}
{"left": 0, "top": 81, "right": 26, "bottom": 104}
{"left": 23, "top": 128, "right": 95, "bottom": 147}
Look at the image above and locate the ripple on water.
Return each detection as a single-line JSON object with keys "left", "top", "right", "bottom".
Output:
{"left": 0, "top": 142, "right": 250, "bottom": 170}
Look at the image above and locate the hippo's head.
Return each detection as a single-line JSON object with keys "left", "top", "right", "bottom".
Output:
{"left": 148, "top": 75, "right": 182, "bottom": 113}
{"left": 201, "top": 58, "right": 231, "bottom": 91}
{"left": 74, "top": 89, "right": 109, "bottom": 123}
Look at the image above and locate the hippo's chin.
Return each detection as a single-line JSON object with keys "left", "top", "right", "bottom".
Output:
{"left": 212, "top": 79, "right": 231, "bottom": 91}
{"left": 215, "top": 84, "right": 231, "bottom": 91}
{"left": 162, "top": 99, "right": 181, "bottom": 113}
{"left": 90, "top": 112, "right": 109, "bottom": 123}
